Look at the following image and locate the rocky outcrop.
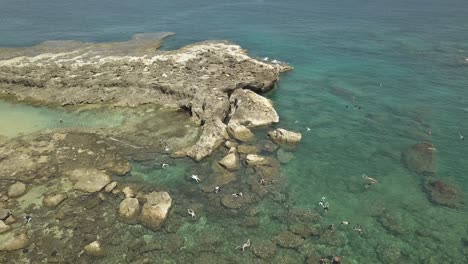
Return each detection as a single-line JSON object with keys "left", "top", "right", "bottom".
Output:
{"left": 227, "top": 122, "right": 255, "bottom": 142}
{"left": 139, "top": 191, "right": 172, "bottom": 231}
{"left": 0, "top": 35, "right": 291, "bottom": 160}
{"left": 68, "top": 169, "right": 111, "bottom": 193}
{"left": 42, "top": 193, "right": 68, "bottom": 208}
{"left": 424, "top": 179, "right": 463, "bottom": 209}
{"left": 119, "top": 197, "right": 140, "bottom": 224}
{"left": 401, "top": 142, "right": 436, "bottom": 175}
{"left": 7, "top": 181, "right": 27, "bottom": 198}
{"left": 218, "top": 147, "right": 240, "bottom": 170}
{"left": 0, "top": 233, "right": 29, "bottom": 251}
{"left": 228, "top": 89, "right": 279, "bottom": 128}
{"left": 268, "top": 129, "right": 302, "bottom": 145}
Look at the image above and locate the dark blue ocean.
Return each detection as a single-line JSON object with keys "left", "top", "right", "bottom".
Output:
{"left": 1, "top": 0, "right": 467, "bottom": 263}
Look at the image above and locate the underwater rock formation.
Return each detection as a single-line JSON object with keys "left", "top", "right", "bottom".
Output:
{"left": 401, "top": 142, "right": 436, "bottom": 175}
{"left": 0, "top": 34, "right": 291, "bottom": 160}
{"left": 424, "top": 179, "right": 464, "bottom": 209}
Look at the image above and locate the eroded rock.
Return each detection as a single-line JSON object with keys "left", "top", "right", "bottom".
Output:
{"left": 139, "top": 192, "right": 172, "bottom": 230}
{"left": 268, "top": 128, "right": 302, "bottom": 146}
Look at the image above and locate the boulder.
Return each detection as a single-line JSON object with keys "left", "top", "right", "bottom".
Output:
{"left": 227, "top": 122, "right": 255, "bottom": 142}
{"left": 218, "top": 147, "right": 240, "bottom": 170}
{"left": 0, "top": 233, "right": 29, "bottom": 251}
{"left": 424, "top": 179, "right": 463, "bottom": 209}
{"left": 139, "top": 192, "right": 172, "bottom": 231}
{"left": 273, "top": 231, "right": 304, "bottom": 249}
{"left": 119, "top": 198, "right": 140, "bottom": 224}
{"left": 268, "top": 128, "right": 302, "bottom": 145}
{"left": 228, "top": 89, "right": 279, "bottom": 127}
{"left": 68, "top": 169, "right": 111, "bottom": 193}
{"left": 0, "top": 220, "right": 10, "bottom": 234}
{"left": 104, "top": 182, "right": 118, "bottom": 193}
{"left": 7, "top": 181, "right": 27, "bottom": 198}
{"left": 42, "top": 193, "right": 68, "bottom": 208}
{"left": 84, "top": 241, "right": 105, "bottom": 257}
{"left": 401, "top": 142, "right": 436, "bottom": 175}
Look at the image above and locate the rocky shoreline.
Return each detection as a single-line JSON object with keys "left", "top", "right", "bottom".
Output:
{"left": 0, "top": 34, "right": 292, "bottom": 160}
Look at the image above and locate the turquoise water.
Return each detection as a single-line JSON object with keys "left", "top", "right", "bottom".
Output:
{"left": 1, "top": 0, "right": 468, "bottom": 263}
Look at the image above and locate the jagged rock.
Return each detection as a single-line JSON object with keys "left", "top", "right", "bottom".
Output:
{"left": 119, "top": 198, "right": 140, "bottom": 224}
{"left": 218, "top": 147, "right": 240, "bottom": 170}
{"left": 252, "top": 240, "right": 277, "bottom": 259}
{"left": 277, "top": 148, "right": 294, "bottom": 164}
{"left": 122, "top": 186, "right": 136, "bottom": 198}
{"left": 139, "top": 192, "right": 172, "bottom": 230}
{"left": 237, "top": 145, "right": 257, "bottom": 154}
{"left": 104, "top": 182, "right": 117, "bottom": 193}
{"left": 0, "top": 220, "right": 10, "bottom": 234}
{"left": 7, "top": 181, "right": 27, "bottom": 198}
{"left": 273, "top": 231, "right": 304, "bottom": 249}
{"left": 68, "top": 169, "right": 111, "bottom": 193}
{"left": 401, "top": 142, "right": 436, "bottom": 175}
{"left": 0, "top": 233, "right": 29, "bottom": 251}
{"left": 229, "top": 89, "right": 279, "bottom": 127}
{"left": 42, "top": 193, "right": 68, "bottom": 208}
{"left": 424, "top": 179, "right": 463, "bottom": 209}
{"left": 227, "top": 122, "right": 255, "bottom": 142}
{"left": 268, "top": 128, "right": 302, "bottom": 145}
{"left": 84, "top": 241, "right": 105, "bottom": 256}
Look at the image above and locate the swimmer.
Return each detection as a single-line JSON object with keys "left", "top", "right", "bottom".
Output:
{"left": 340, "top": 221, "right": 350, "bottom": 225}
{"left": 260, "top": 178, "right": 265, "bottom": 185}
{"left": 232, "top": 192, "right": 243, "bottom": 198}
{"left": 318, "top": 197, "right": 329, "bottom": 211}
{"left": 428, "top": 130, "right": 432, "bottom": 135}
{"left": 214, "top": 186, "right": 222, "bottom": 193}
{"left": 332, "top": 256, "right": 342, "bottom": 264}
{"left": 191, "top": 174, "right": 202, "bottom": 183}
{"left": 354, "top": 224, "right": 364, "bottom": 234}
{"left": 262, "top": 57, "right": 269, "bottom": 61}
{"left": 319, "top": 257, "right": 330, "bottom": 264}
{"left": 459, "top": 133, "right": 464, "bottom": 141}
{"left": 361, "top": 174, "right": 377, "bottom": 188}
{"left": 306, "top": 127, "right": 311, "bottom": 131}
{"left": 328, "top": 224, "right": 335, "bottom": 231}
{"left": 161, "top": 163, "right": 169, "bottom": 168}
{"left": 24, "top": 215, "right": 32, "bottom": 224}
{"left": 236, "top": 239, "right": 251, "bottom": 252}
{"left": 187, "top": 209, "right": 196, "bottom": 220}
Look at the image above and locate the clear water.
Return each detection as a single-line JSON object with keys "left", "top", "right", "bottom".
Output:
{"left": 1, "top": 0, "right": 467, "bottom": 263}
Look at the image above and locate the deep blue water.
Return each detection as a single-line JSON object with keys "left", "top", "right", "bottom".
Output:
{"left": 1, "top": 0, "right": 468, "bottom": 263}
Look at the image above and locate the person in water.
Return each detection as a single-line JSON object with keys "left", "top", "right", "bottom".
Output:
{"left": 362, "top": 174, "right": 377, "bottom": 188}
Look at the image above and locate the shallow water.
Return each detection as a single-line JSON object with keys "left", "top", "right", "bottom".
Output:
{"left": 1, "top": 0, "right": 468, "bottom": 263}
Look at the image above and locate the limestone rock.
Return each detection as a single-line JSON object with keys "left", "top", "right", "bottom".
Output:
{"left": 401, "top": 142, "right": 436, "bottom": 175}
{"left": 42, "top": 193, "right": 68, "bottom": 208}
{"left": 0, "top": 220, "right": 10, "bottom": 234}
{"left": 84, "top": 241, "right": 105, "bottom": 256}
{"left": 122, "top": 186, "right": 135, "bottom": 198}
{"left": 273, "top": 231, "right": 304, "bottom": 249}
{"left": 7, "top": 181, "right": 27, "bottom": 198}
{"left": 139, "top": 192, "right": 172, "bottom": 231}
{"left": 268, "top": 128, "right": 302, "bottom": 145}
{"left": 227, "top": 122, "right": 255, "bottom": 142}
{"left": 104, "top": 182, "right": 117, "bottom": 193}
{"left": 229, "top": 89, "right": 279, "bottom": 127}
{"left": 68, "top": 169, "right": 111, "bottom": 193}
{"left": 0, "top": 233, "right": 29, "bottom": 251}
{"left": 119, "top": 198, "right": 140, "bottom": 224}
{"left": 424, "top": 179, "right": 463, "bottom": 209}
{"left": 218, "top": 147, "right": 240, "bottom": 170}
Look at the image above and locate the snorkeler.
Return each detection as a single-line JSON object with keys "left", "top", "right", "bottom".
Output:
{"left": 354, "top": 224, "right": 364, "bottom": 234}
{"left": 361, "top": 174, "right": 378, "bottom": 188}
{"left": 24, "top": 215, "right": 32, "bottom": 224}
{"left": 236, "top": 239, "right": 251, "bottom": 252}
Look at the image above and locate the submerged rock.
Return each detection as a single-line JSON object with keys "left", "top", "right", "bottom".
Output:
{"left": 401, "top": 142, "right": 436, "bottom": 175}
{"left": 0, "top": 220, "right": 10, "bottom": 234}
{"left": 252, "top": 240, "right": 277, "bottom": 259}
{"left": 218, "top": 147, "right": 240, "bottom": 170}
{"left": 42, "top": 193, "right": 68, "bottom": 208}
{"left": 0, "top": 209, "right": 10, "bottom": 220}
{"left": 227, "top": 122, "right": 255, "bottom": 142}
{"left": 273, "top": 231, "right": 304, "bottom": 249}
{"left": 68, "top": 169, "right": 111, "bottom": 193}
{"left": 268, "top": 128, "right": 302, "bottom": 146}
{"left": 424, "top": 179, "right": 463, "bottom": 209}
{"left": 139, "top": 191, "right": 172, "bottom": 230}
{"left": 276, "top": 148, "right": 294, "bottom": 164}
{"left": 0, "top": 233, "right": 29, "bottom": 251}
{"left": 7, "top": 181, "right": 27, "bottom": 198}
{"left": 119, "top": 197, "right": 140, "bottom": 224}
